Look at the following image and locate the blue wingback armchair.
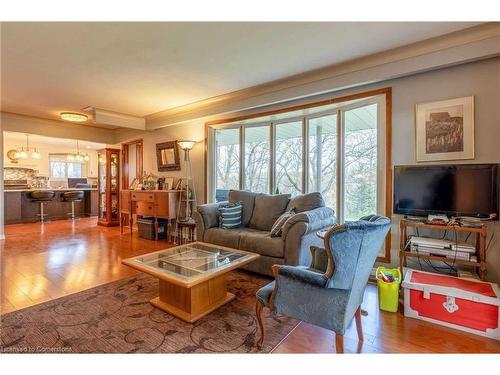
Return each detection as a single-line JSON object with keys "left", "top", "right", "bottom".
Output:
{"left": 255, "top": 215, "right": 391, "bottom": 353}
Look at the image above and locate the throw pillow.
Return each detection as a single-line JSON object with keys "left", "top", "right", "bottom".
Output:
{"left": 218, "top": 202, "right": 243, "bottom": 229}
{"left": 228, "top": 190, "right": 257, "bottom": 226}
{"left": 270, "top": 209, "right": 295, "bottom": 237}
{"left": 286, "top": 192, "right": 325, "bottom": 213}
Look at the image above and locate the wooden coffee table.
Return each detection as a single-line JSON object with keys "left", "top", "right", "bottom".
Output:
{"left": 122, "top": 242, "right": 259, "bottom": 323}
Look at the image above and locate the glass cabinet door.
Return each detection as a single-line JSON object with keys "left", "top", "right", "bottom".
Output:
{"left": 110, "top": 152, "right": 119, "bottom": 220}
{"left": 97, "top": 148, "right": 120, "bottom": 226}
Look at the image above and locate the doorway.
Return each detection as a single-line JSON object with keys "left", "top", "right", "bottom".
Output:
{"left": 121, "top": 139, "right": 143, "bottom": 189}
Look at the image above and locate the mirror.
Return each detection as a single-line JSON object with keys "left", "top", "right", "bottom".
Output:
{"left": 156, "top": 141, "right": 181, "bottom": 172}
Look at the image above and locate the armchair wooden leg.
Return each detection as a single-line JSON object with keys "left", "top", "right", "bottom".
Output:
{"left": 335, "top": 334, "right": 344, "bottom": 354}
{"left": 355, "top": 307, "right": 364, "bottom": 342}
{"left": 255, "top": 301, "right": 265, "bottom": 349}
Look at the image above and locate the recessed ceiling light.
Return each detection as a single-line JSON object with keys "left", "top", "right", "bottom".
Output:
{"left": 60, "top": 112, "right": 88, "bottom": 122}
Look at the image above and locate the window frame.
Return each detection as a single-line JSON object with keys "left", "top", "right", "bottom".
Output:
{"left": 273, "top": 117, "right": 306, "bottom": 195}
{"left": 242, "top": 122, "right": 272, "bottom": 193}
{"left": 205, "top": 87, "right": 392, "bottom": 262}
{"left": 49, "top": 154, "right": 86, "bottom": 179}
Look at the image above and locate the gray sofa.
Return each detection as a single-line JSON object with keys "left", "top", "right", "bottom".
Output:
{"left": 193, "top": 190, "right": 336, "bottom": 277}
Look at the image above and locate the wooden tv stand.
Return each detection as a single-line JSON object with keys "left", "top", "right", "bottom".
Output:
{"left": 399, "top": 219, "right": 488, "bottom": 280}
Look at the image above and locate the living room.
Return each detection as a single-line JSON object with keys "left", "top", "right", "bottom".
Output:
{"left": 1, "top": 2, "right": 499, "bottom": 373}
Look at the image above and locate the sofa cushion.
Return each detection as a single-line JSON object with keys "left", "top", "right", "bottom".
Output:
{"left": 203, "top": 227, "right": 248, "bottom": 249}
{"left": 270, "top": 209, "right": 295, "bottom": 237}
{"left": 286, "top": 192, "right": 325, "bottom": 213}
{"left": 250, "top": 193, "right": 290, "bottom": 231}
{"left": 219, "top": 202, "right": 243, "bottom": 229}
{"left": 239, "top": 228, "right": 284, "bottom": 258}
{"left": 197, "top": 202, "right": 223, "bottom": 229}
{"left": 228, "top": 190, "right": 257, "bottom": 226}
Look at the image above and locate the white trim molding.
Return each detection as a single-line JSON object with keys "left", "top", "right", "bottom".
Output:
{"left": 146, "top": 23, "right": 500, "bottom": 130}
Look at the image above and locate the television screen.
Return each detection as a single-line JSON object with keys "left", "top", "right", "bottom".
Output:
{"left": 393, "top": 164, "right": 498, "bottom": 218}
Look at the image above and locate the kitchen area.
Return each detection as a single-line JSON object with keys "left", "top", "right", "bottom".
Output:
{"left": 3, "top": 132, "right": 107, "bottom": 225}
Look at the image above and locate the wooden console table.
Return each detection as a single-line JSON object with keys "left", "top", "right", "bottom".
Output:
{"left": 399, "top": 219, "right": 488, "bottom": 280}
{"left": 120, "top": 190, "right": 180, "bottom": 240}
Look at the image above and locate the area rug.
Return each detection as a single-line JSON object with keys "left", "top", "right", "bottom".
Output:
{"left": 0, "top": 271, "right": 298, "bottom": 353}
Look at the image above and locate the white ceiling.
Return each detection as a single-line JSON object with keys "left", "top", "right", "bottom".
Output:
{"left": 1, "top": 22, "right": 481, "bottom": 125}
{"left": 4, "top": 131, "right": 105, "bottom": 150}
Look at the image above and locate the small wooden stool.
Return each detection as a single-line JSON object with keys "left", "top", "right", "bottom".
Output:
{"left": 176, "top": 219, "right": 196, "bottom": 245}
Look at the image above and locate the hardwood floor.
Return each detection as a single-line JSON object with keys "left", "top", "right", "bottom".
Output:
{"left": 1, "top": 218, "right": 499, "bottom": 353}
{"left": 1, "top": 218, "right": 166, "bottom": 312}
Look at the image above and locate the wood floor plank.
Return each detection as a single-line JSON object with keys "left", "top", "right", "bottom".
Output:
{"left": 1, "top": 217, "right": 499, "bottom": 353}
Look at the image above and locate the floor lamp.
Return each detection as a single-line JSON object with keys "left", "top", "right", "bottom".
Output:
{"left": 177, "top": 140, "right": 197, "bottom": 223}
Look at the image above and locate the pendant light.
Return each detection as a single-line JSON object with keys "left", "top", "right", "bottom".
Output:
{"left": 15, "top": 134, "right": 40, "bottom": 160}
{"left": 67, "top": 140, "right": 90, "bottom": 162}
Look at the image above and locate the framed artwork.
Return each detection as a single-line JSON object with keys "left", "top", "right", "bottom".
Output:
{"left": 129, "top": 177, "right": 139, "bottom": 190}
{"left": 156, "top": 141, "right": 181, "bottom": 171}
{"left": 164, "top": 177, "right": 174, "bottom": 190}
{"left": 173, "top": 178, "right": 183, "bottom": 190}
{"left": 415, "top": 96, "right": 474, "bottom": 162}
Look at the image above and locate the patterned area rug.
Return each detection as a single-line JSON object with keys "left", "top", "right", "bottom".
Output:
{"left": 1, "top": 271, "right": 298, "bottom": 353}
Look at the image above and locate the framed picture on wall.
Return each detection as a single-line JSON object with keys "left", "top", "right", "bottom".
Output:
{"left": 156, "top": 141, "right": 181, "bottom": 171}
{"left": 415, "top": 96, "right": 474, "bottom": 162}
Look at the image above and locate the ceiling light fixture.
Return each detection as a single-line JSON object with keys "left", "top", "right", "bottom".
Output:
{"left": 60, "top": 112, "right": 88, "bottom": 122}
{"left": 67, "top": 140, "right": 90, "bottom": 162}
{"left": 15, "top": 134, "right": 40, "bottom": 160}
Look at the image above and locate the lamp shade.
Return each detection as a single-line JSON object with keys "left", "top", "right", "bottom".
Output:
{"left": 177, "top": 140, "right": 196, "bottom": 151}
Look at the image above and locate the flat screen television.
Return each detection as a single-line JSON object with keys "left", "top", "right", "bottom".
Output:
{"left": 393, "top": 164, "right": 499, "bottom": 219}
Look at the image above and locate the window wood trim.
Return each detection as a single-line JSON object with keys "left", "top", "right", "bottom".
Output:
{"left": 121, "top": 139, "right": 143, "bottom": 189}
{"left": 204, "top": 87, "right": 392, "bottom": 263}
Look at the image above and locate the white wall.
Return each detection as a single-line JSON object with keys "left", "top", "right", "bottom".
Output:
{"left": 114, "top": 121, "right": 206, "bottom": 201}
{"left": 3, "top": 138, "right": 99, "bottom": 178}
{"left": 371, "top": 57, "right": 500, "bottom": 282}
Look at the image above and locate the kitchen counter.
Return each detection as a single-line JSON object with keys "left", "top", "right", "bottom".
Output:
{"left": 4, "top": 189, "right": 99, "bottom": 224}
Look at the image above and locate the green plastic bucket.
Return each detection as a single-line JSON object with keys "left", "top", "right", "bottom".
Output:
{"left": 376, "top": 267, "right": 401, "bottom": 312}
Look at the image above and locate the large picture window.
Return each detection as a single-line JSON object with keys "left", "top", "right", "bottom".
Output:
{"left": 275, "top": 121, "right": 303, "bottom": 196}
{"left": 244, "top": 125, "right": 270, "bottom": 193}
{"left": 343, "top": 104, "right": 378, "bottom": 221}
{"left": 308, "top": 114, "right": 337, "bottom": 208}
{"left": 214, "top": 128, "right": 240, "bottom": 198}
{"left": 208, "top": 90, "right": 390, "bottom": 256}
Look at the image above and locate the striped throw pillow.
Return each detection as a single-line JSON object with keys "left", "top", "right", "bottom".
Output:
{"left": 270, "top": 209, "right": 295, "bottom": 237}
{"left": 219, "top": 202, "right": 243, "bottom": 229}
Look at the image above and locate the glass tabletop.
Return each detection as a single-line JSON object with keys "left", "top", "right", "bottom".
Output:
{"left": 130, "top": 243, "right": 250, "bottom": 280}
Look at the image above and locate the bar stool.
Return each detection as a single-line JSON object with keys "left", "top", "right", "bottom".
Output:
{"left": 30, "top": 191, "right": 55, "bottom": 223}
{"left": 63, "top": 191, "right": 85, "bottom": 220}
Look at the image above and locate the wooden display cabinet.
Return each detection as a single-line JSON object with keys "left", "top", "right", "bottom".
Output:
{"left": 97, "top": 148, "right": 120, "bottom": 226}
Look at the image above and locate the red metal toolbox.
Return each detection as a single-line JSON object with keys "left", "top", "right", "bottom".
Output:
{"left": 402, "top": 269, "right": 500, "bottom": 340}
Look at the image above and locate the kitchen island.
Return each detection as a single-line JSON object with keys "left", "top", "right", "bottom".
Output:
{"left": 4, "top": 188, "right": 99, "bottom": 224}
